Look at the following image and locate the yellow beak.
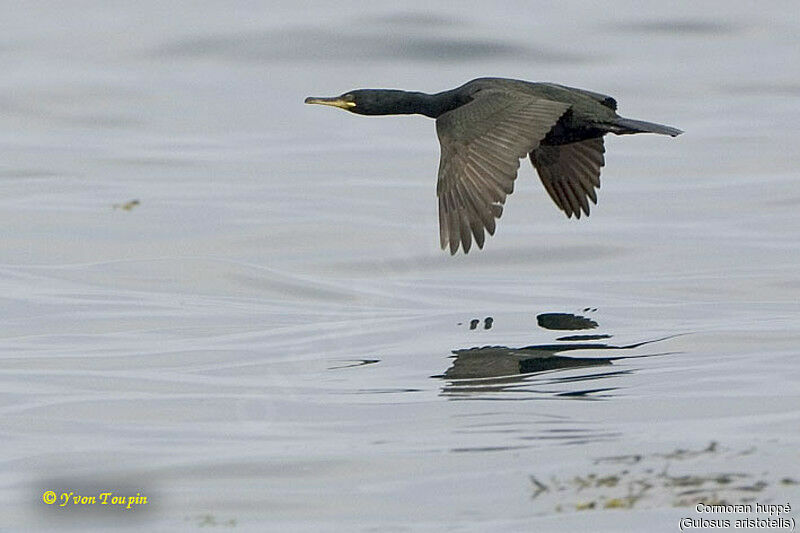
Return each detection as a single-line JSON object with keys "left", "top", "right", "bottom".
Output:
{"left": 304, "top": 96, "right": 356, "bottom": 110}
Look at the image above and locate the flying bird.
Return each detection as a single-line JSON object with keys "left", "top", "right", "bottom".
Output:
{"left": 305, "top": 77, "right": 682, "bottom": 255}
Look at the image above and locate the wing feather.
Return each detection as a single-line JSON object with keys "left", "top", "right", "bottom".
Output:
{"left": 436, "top": 90, "right": 569, "bottom": 254}
{"left": 530, "top": 138, "right": 606, "bottom": 219}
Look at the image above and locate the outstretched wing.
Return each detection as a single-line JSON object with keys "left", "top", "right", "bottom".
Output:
{"left": 530, "top": 138, "right": 605, "bottom": 219}
{"left": 436, "top": 90, "right": 569, "bottom": 254}
{"left": 542, "top": 83, "right": 617, "bottom": 110}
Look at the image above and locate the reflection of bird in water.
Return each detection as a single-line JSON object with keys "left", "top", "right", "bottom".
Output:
{"left": 443, "top": 342, "right": 636, "bottom": 380}
{"left": 444, "top": 345, "right": 614, "bottom": 379}
{"left": 439, "top": 337, "right": 674, "bottom": 398}
{"left": 537, "top": 312, "right": 598, "bottom": 331}
{"left": 306, "top": 77, "right": 682, "bottom": 254}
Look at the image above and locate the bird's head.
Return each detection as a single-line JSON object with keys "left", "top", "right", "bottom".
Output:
{"left": 305, "top": 89, "right": 420, "bottom": 116}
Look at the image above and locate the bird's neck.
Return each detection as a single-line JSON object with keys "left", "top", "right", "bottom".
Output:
{"left": 375, "top": 90, "right": 467, "bottom": 118}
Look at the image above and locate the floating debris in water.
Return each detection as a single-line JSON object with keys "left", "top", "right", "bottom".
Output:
{"left": 530, "top": 442, "right": 787, "bottom": 513}
{"left": 529, "top": 475, "right": 549, "bottom": 497}
{"left": 113, "top": 199, "right": 140, "bottom": 211}
{"left": 659, "top": 440, "right": 718, "bottom": 460}
{"left": 603, "top": 497, "right": 638, "bottom": 509}
{"left": 595, "top": 454, "right": 643, "bottom": 465}
{"left": 187, "top": 513, "right": 237, "bottom": 528}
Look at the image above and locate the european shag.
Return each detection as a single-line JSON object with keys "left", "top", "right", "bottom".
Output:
{"left": 305, "top": 77, "right": 682, "bottom": 255}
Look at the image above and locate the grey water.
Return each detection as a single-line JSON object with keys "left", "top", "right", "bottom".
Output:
{"left": 1, "top": 1, "right": 799, "bottom": 531}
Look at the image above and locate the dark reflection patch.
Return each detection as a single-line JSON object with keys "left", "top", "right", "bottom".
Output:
{"left": 440, "top": 306, "right": 678, "bottom": 399}
{"left": 537, "top": 312, "right": 598, "bottom": 330}
{"left": 557, "top": 334, "right": 612, "bottom": 341}
{"left": 328, "top": 359, "right": 380, "bottom": 370}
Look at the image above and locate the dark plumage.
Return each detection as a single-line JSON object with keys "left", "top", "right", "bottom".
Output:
{"left": 305, "top": 77, "right": 682, "bottom": 255}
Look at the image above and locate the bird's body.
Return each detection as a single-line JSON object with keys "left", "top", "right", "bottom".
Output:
{"left": 305, "top": 77, "right": 682, "bottom": 254}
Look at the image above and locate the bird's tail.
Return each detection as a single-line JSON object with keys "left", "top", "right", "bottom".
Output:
{"left": 611, "top": 117, "right": 683, "bottom": 137}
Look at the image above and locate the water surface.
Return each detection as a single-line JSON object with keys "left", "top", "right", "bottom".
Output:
{"left": 1, "top": 1, "right": 799, "bottom": 531}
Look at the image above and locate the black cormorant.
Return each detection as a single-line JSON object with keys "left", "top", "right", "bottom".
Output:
{"left": 305, "top": 77, "right": 682, "bottom": 255}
